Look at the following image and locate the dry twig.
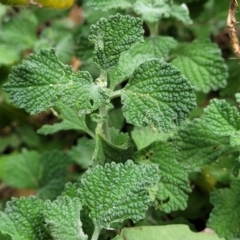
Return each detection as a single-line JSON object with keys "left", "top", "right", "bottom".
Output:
{"left": 227, "top": 0, "right": 240, "bottom": 60}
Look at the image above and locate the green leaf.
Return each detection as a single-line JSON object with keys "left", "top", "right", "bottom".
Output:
{"left": 203, "top": 99, "right": 240, "bottom": 136}
{"left": 134, "top": 37, "right": 178, "bottom": 59}
{"left": 0, "top": 44, "right": 19, "bottom": 66}
{"left": 230, "top": 131, "right": 240, "bottom": 148}
{"left": 68, "top": 137, "right": 95, "bottom": 169}
{"left": 37, "top": 101, "right": 93, "bottom": 136}
{"left": 0, "top": 10, "right": 38, "bottom": 52}
{"left": 44, "top": 196, "right": 88, "bottom": 240}
{"left": 3, "top": 150, "right": 42, "bottom": 189}
{"left": 34, "top": 19, "right": 74, "bottom": 63}
{"left": 0, "top": 196, "right": 51, "bottom": 240}
{"left": 37, "top": 150, "right": 73, "bottom": 200}
{"left": 115, "top": 225, "right": 225, "bottom": 240}
{"left": 3, "top": 49, "right": 109, "bottom": 114}
{"left": 109, "top": 36, "right": 177, "bottom": 89}
{"left": 121, "top": 60, "right": 196, "bottom": 132}
{"left": 131, "top": 125, "right": 170, "bottom": 150}
{"left": 78, "top": 160, "right": 160, "bottom": 229}
{"left": 173, "top": 119, "right": 230, "bottom": 170}
{"left": 171, "top": 39, "right": 228, "bottom": 93}
{"left": 208, "top": 181, "right": 240, "bottom": 239}
{"left": 1, "top": 150, "right": 71, "bottom": 199}
{"left": 88, "top": 13, "right": 144, "bottom": 70}
{"left": 86, "top": 0, "right": 133, "bottom": 11}
{"left": 133, "top": 0, "right": 192, "bottom": 24}
{"left": 93, "top": 127, "right": 135, "bottom": 164}
{"left": 109, "top": 50, "right": 155, "bottom": 90}
{"left": 0, "top": 212, "right": 21, "bottom": 240}
{"left": 133, "top": 141, "right": 191, "bottom": 212}
{"left": 61, "top": 182, "right": 80, "bottom": 199}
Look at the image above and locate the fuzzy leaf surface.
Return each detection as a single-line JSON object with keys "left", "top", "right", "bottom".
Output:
{"left": 37, "top": 101, "right": 91, "bottom": 136}
{"left": 174, "top": 119, "right": 230, "bottom": 170}
{"left": 203, "top": 99, "right": 240, "bottom": 136}
{"left": 208, "top": 181, "right": 240, "bottom": 239}
{"left": 0, "top": 196, "right": 51, "bottom": 240}
{"left": 171, "top": 39, "right": 228, "bottom": 93}
{"left": 133, "top": 0, "right": 192, "bottom": 24}
{"left": 44, "top": 196, "right": 87, "bottom": 240}
{"left": 78, "top": 160, "right": 159, "bottom": 229}
{"left": 61, "top": 182, "right": 80, "bottom": 199}
{"left": 121, "top": 60, "right": 196, "bottom": 132}
{"left": 133, "top": 141, "right": 191, "bottom": 212}
{"left": 88, "top": 14, "right": 144, "bottom": 70}
{"left": 3, "top": 49, "right": 109, "bottom": 114}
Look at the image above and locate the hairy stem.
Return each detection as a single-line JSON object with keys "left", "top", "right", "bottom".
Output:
{"left": 227, "top": 0, "right": 240, "bottom": 60}
{"left": 91, "top": 227, "right": 101, "bottom": 240}
{"left": 99, "top": 104, "right": 111, "bottom": 141}
{"left": 146, "top": 21, "right": 159, "bottom": 37}
{"left": 110, "top": 89, "right": 122, "bottom": 100}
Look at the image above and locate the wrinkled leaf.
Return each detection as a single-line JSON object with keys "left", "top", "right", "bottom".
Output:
{"left": 121, "top": 60, "right": 196, "bottom": 132}
{"left": 88, "top": 14, "right": 144, "bottom": 70}
{"left": 79, "top": 160, "right": 160, "bottom": 229}
{"left": 171, "top": 39, "right": 228, "bottom": 93}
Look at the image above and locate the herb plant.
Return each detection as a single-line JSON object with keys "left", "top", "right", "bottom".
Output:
{"left": 0, "top": 0, "right": 239, "bottom": 239}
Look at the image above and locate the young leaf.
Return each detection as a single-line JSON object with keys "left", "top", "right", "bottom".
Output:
{"left": 109, "top": 36, "right": 177, "bottom": 89}
{"left": 37, "top": 101, "right": 93, "bottom": 137}
{"left": 208, "top": 181, "right": 240, "bottom": 239}
{"left": 121, "top": 60, "right": 196, "bottom": 132}
{"left": 133, "top": 0, "right": 192, "bottom": 24}
{"left": 131, "top": 126, "right": 170, "bottom": 150}
{"left": 93, "top": 127, "right": 135, "bottom": 164}
{"left": 0, "top": 196, "right": 51, "bottom": 240}
{"left": 173, "top": 119, "right": 230, "bottom": 170}
{"left": 3, "top": 49, "right": 109, "bottom": 114}
{"left": 78, "top": 160, "right": 160, "bottom": 229}
{"left": 44, "top": 196, "right": 88, "bottom": 240}
{"left": 171, "top": 39, "right": 228, "bottom": 93}
{"left": 133, "top": 141, "right": 191, "bottom": 212}
{"left": 203, "top": 99, "right": 240, "bottom": 136}
{"left": 88, "top": 13, "right": 144, "bottom": 70}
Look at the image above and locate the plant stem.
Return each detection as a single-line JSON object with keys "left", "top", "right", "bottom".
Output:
{"left": 91, "top": 227, "right": 101, "bottom": 240}
{"left": 110, "top": 89, "right": 122, "bottom": 100}
{"left": 99, "top": 104, "right": 111, "bottom": 141}
{"left": 146, "top": 21, "right": 159, "bottom": 37}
